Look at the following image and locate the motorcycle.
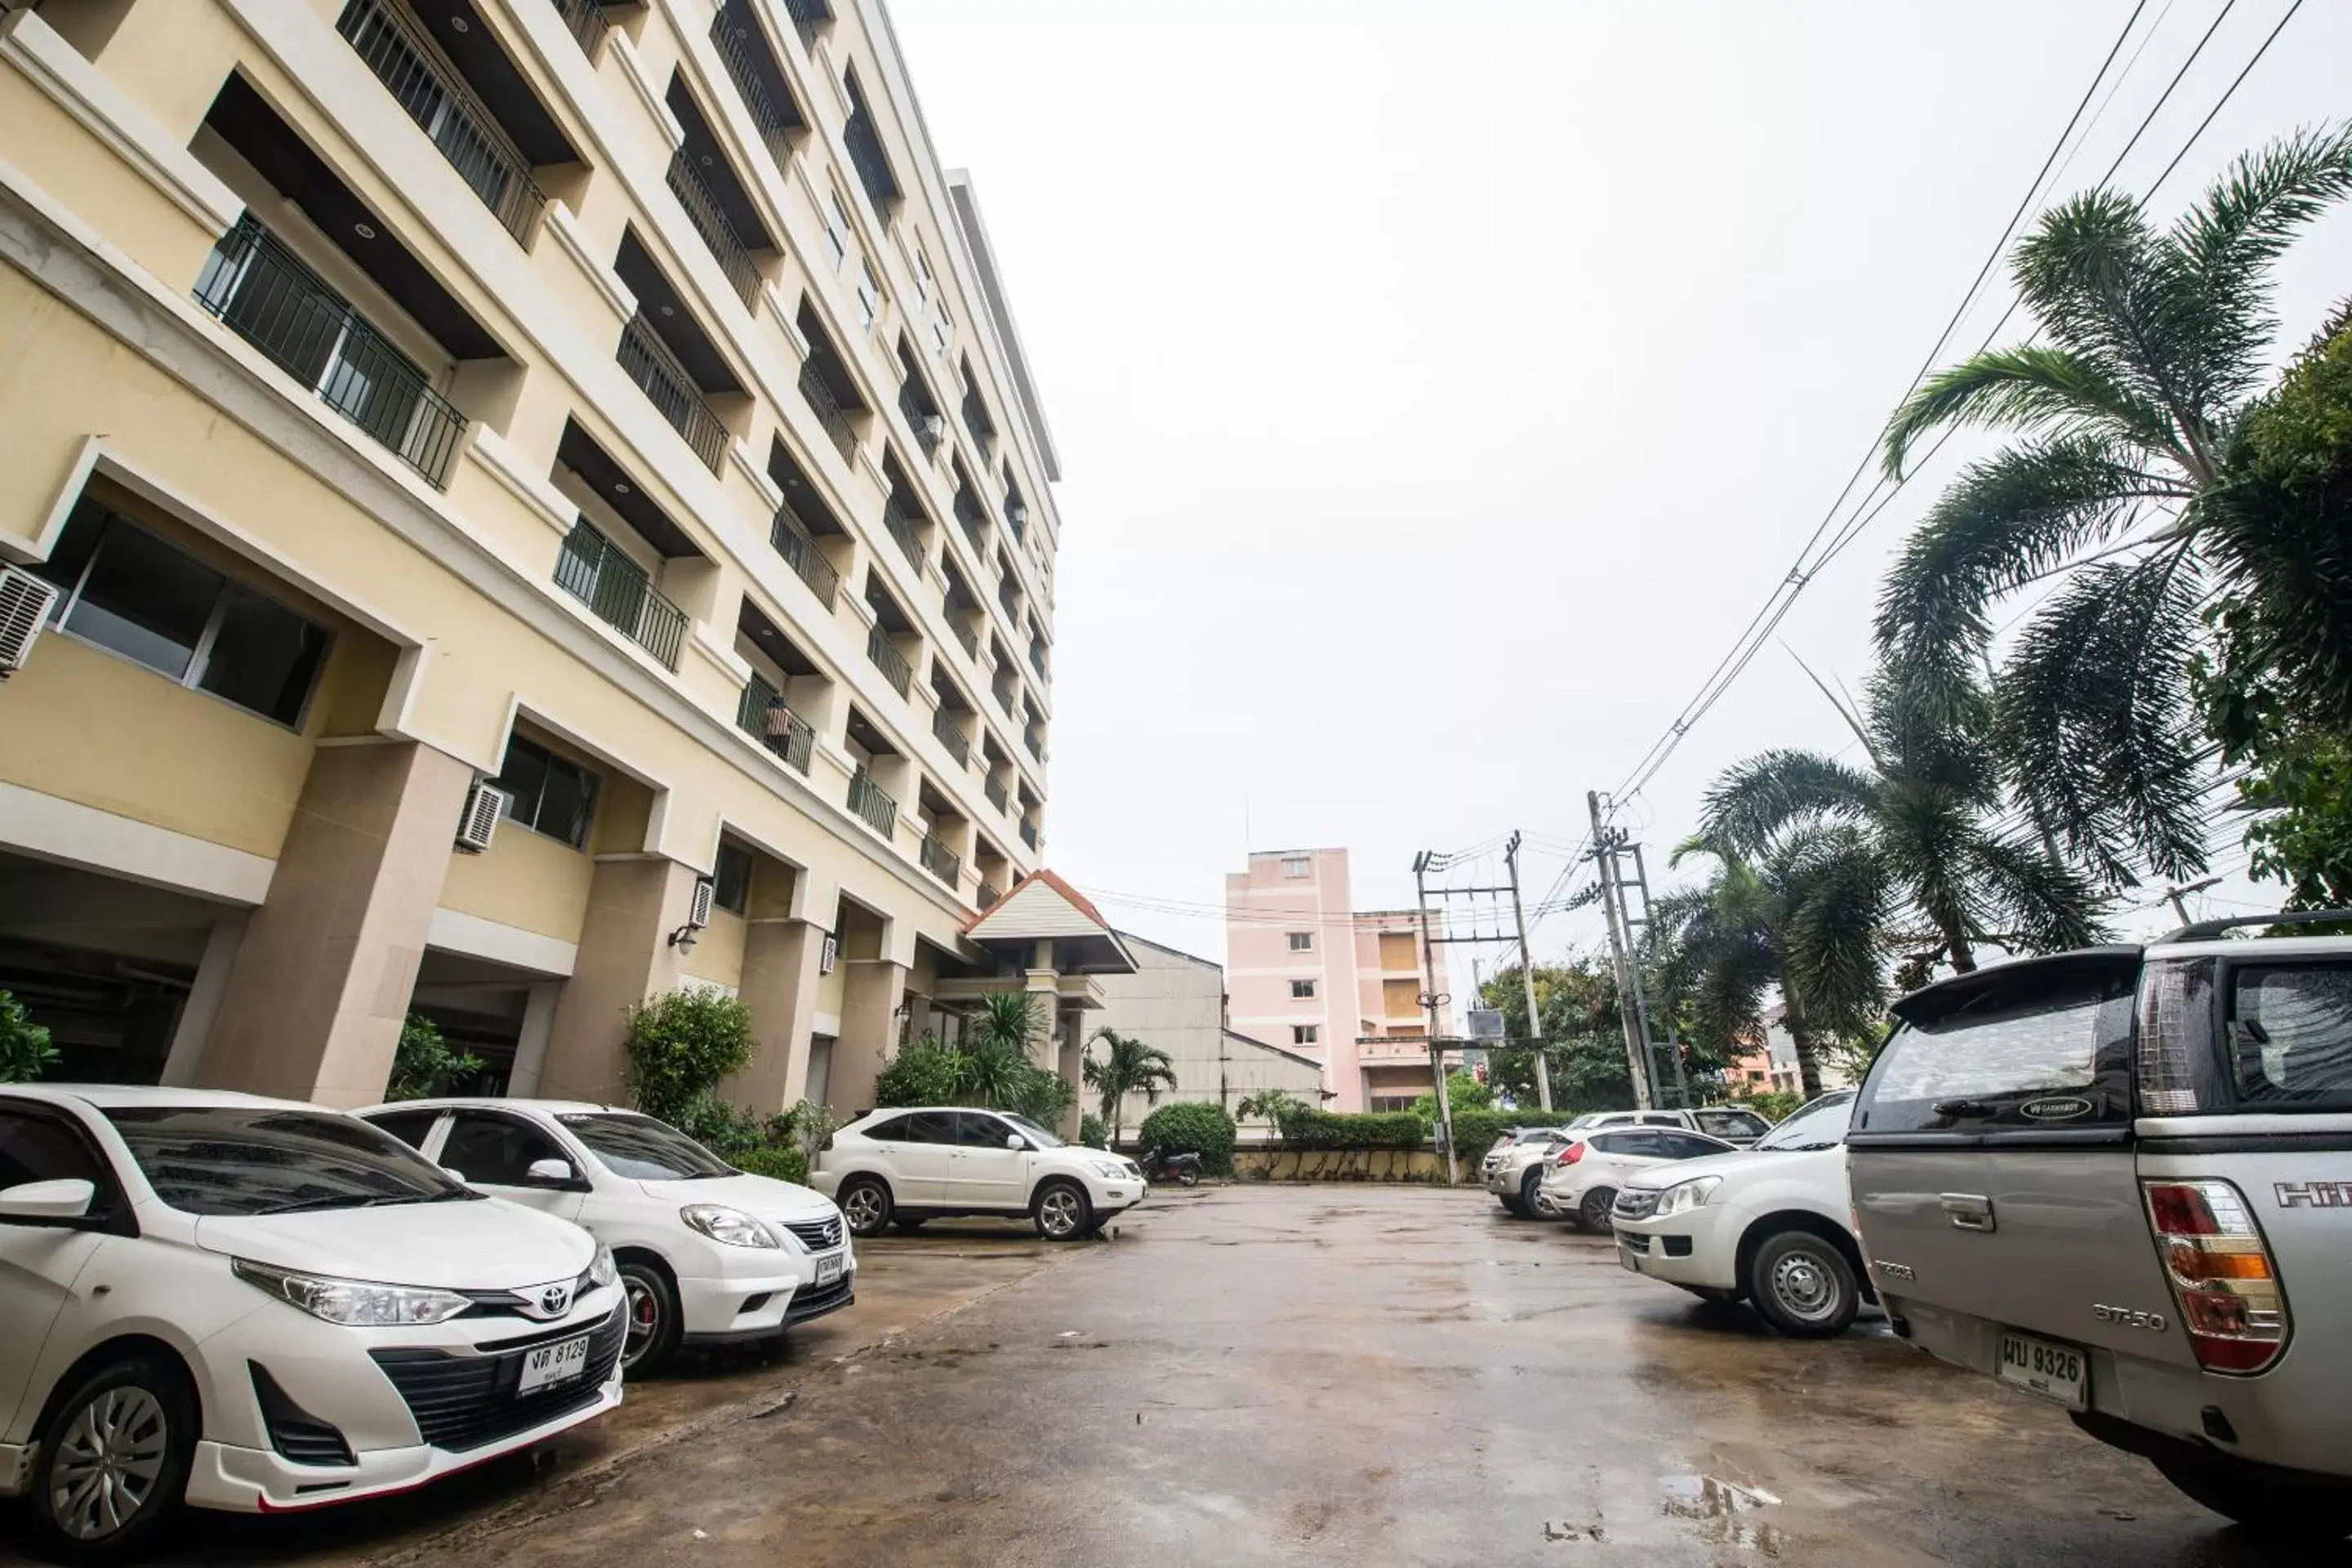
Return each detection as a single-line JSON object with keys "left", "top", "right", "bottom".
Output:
{"left": 1138, "top": 1147, "right": 1202, "bottom": 1187}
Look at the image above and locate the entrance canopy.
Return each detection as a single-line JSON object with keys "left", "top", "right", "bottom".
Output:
{"left": 959, "top": 870, "right": 1137, "bottom": 977}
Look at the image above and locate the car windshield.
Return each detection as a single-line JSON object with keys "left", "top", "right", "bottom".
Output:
{"left": 556, "top": 1112, "right": 735, "bottom": 1180}
{"left": 1753, "top": 1093, "right": 1856, "bottom": 1152}
{"left": 1002, "top": 1112, "right": 1066, "bottom": 1149}
{"left": 105, "top": 1106, "right": 478, "bottom": 1216}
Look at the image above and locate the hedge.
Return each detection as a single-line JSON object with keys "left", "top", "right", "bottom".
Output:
{"left": 1136, "top": 1102, "right": 1236, "bottom": 1175}
{"left": 730, "top": 1145, "right": 809, "bottom": 1186}
{"left": 1276, "top": 1110, "right": 1427, "bottom": 1150}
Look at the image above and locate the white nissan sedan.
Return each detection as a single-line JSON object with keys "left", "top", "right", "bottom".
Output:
{"left": 0, "top": 1086, "right": 622, "bottom": 1565}
{"left": 356, "top": 1099, "right": 853, "bottom": 1375}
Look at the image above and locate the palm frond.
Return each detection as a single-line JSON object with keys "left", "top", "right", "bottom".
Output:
{"left": 1882, "top": 345, "right": 2179, "bottom": 477}
{"left": 2008, "top": 190, "right": 2194, "bottom": 427}
{"left": 1699, "top": 750, "right": 1878, "bottom": 860}
{"left": 1967, "top": 834, "right": 2111, "bottom": 954}
{"left": 1770, "top": 823, "right": 1889, "bottom": 1037}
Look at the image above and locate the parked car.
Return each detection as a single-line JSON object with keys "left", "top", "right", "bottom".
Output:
{"left": 1539, "top": 1126, "right": 1739, "bottom": 1232}
{"left": 355, "top": 1098, "right": 852, "bottom": 1375}
{"left": 1483, "top": 1127, "right": 1579, "bottom": 1217}
{"left": 0, "top": 1085, "right": 623, "bottom": 1565}
{"left": 1847, "top": 914, "right": 2352, "bottom": 1539}
{"left": 1609, "top": 1089, "right": 1866, "bottom": 1335}
{"left": 1563, "top": 1106, "right": 1777, "bottom": 1147}
{"left": 813, "top": 1107, "right": 1144, "bottom": 1241}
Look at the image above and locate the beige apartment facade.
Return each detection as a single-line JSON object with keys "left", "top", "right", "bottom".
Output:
{"left": 0, "top": 0, "right": 1075, "bottom": 1118}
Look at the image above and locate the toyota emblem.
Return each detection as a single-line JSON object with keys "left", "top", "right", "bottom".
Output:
{"left": 540, "top": 1282, "right": 572, "bottom": 1316}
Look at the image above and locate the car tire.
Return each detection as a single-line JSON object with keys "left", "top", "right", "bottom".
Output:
{"left": 838, "top": 1175, "right": 893, "bottom": 1238}
{"left": 1746, "top": 1229, "right": 1860, "bottom": 1338}
{"left": 1499, "top": 1195, "right": 1529, "bottom": 1219}
{"left": 1521, "top": 1168, "right": 1557, "bottom": 1219}
{"left": 1032, "top": 1178, "right": 1094, "bottom": 1241}
{"left": 2154, "top": 1460, "right": 2350, "bottom": 1541}
{"left": 1579, "top": 1187, "right": 1616, "bottom": 1233}
{"left": 27, "top": 1354, "right": 196, "bottom": 1568}
{"left": 618, "top": 1258, "right": 682, "bottom": 1376}
{"left": 891, "top": 1216, "right": 929, "bottom": 1233}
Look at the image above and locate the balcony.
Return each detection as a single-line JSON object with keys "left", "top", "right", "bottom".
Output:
{"left": 798, "top": 361, "right": 858, "bottom": 462}
{"left": 618, "top": 313, "right": 728, "bottom": 470}
{"left": 194, "top": 218, "right": 466, "bottom": 486}
{"left": 953, "top": 486, "right": 988, "bottom": 555}
{"left": 707, "top": 0, "right": 802, "bottom": 167}
{"left": 849, "top": 768, "right": 897, "bottom": 837}
{"left": 900, "top": 381, "right": 944, "bottom": 459}
{"left": 770, "top": 509, "right": 840, "bottom": 608}
{"left": 991, "top": 666, "right": 1017, "bottom": 714}
{"left": 840, "top": 70, "right": 900, "bottom": 212}
{"left": 880, "top": 495, "right": 924, "bottom": 569}
{"left": 984, "top": 775, "right": 1009, "bottom": 814}
{"left": 1018, "top": 820, "right": 1040, "bottom": 850}
{"left": 1027, "top": 639, "right": 1047, "bottom": 679}
{"left": 931, "top": 708, "right": 970, "bottom": 766}
{"left": 866, "top": 623, "right": 911, "bottom": 697}
{"left": 337, "top": 0, "right": 544, "bottom": 243}
{"left": 555, "top": 522, "right": 688, "bottom": 668}
{"left": 946, "top": 608, "right": 978, "bottom": 661}
{"left": 960, "top": 387, "right": 996, "bottom": 453}
{"left": 666, "top": 151, "right": 760, "bottom": 308}
{"left": 736, "top": 673, "right": 814, "bottom": 774}
{"left": 1022, "top": 724, "right": 1045, "bottom": 762}
{"left": 920, "top": 832, "right": 960, "bottom": 889}
{"left": 548, "top": 0, "right": 607, "bottom": 53}
{"left": 782, "top": 0, "right": 831, "bottom": 51}
{"left": 977, "top": 880, "right": 1002, "bottom": 911}
{"left": 997, "top": 574, "right": 1020, "bottom": 623}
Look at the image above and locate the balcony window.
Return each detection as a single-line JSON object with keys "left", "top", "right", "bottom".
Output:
{"left": 712, "top": 842, "right": 754, "bottom": 915}
{"left": 849, "top": 768, "right": 897, "bottom": 836}
{"left": 494, "top": 734, "right": 599, "bottom": 849}
{"left": 617, "top": 314, "right": 728, "bottom": 470}
{"left": 195, "top": 219, "right": 468, "bottom": 486}
{"left": 33, "top": 500, "right": 332, "bottom": 729}
{"left": 554, "top": 521, "right": 688, "bottom": 669}
{"left": 931, "top": 308, "right": 951, "bottom": 360}
{"left": 737, "top": 673, "right": 814, "bottom": 774}
{"left": 855, "top": 262, "right": 881, "bottom": 332}
{"left": 824, "top": 194, "right": 851, "bottom": 271}
{"left": 337, "top": 0, "right": 545, "bottom": 243}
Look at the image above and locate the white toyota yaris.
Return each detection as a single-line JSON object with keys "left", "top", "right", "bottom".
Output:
{"left": 0, "top": 1086, "right": 622, "bottom": 1565}
{"left": 356, "top": 1099, "right": 853, "bottom": 1374}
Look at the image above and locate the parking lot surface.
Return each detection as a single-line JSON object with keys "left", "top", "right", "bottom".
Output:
{"left": 3, "top": 1184, "right": 2328, "bottom": 1566}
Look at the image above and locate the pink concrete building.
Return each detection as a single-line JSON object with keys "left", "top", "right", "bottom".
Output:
{"left": 1223, "top": 849, "right": 1452, "bottom": 1111}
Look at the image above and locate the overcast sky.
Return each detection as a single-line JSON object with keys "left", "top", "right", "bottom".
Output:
{"left": 891, "top": 0, "right": 2352, "bottom": 967}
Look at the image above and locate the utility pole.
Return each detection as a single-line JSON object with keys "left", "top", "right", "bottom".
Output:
{"left": 1624, "top": 844, "right": 1691, "bottom": 1109}
{"left": 1504, "top": 831, "right": 1552, "bottom": 1111}
{"left": 1588, "top": 792, "right": 1655, "bottom": 1110}
{"left": 1412, "top": 853, "right": 1458, "bottom": 1184}
{"left": 2164, "top": 876, "right": 2225, "bottom": 925}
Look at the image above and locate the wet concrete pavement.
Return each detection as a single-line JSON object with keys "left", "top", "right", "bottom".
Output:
{"left": 5, "top": 1184, "right": 2339, "bottom": 1566}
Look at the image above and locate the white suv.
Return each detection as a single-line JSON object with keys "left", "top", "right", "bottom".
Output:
{"left": 357, "top": 1099, "right": 853, "bottom": 1375}
{"left": 0, "top": 1086, "right": 622, "bottom": 1565}
{"left": 1538, "top": 1125, "right": 1739, "bottom": 1231}
{"left": 813, "top": 1107, "right": 1145, "bottom": 1241}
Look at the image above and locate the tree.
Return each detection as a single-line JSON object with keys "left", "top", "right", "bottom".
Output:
{"left": 1409, "top": 1070, "right": 1491, "bottom": 1125}
{"left": 385, "top": 1013, "right": 482, "bottom": 1102}
{"left": 621, "top": 987, "right": 755, "bottom": 1125}
{"left": 1876, "top": 127, "right": 2352, "bottom": 886}
{"left": 1081, "top": 1027, "right": 1177, "bottom": 1144}
{"left": 1235, "top": 1087, "right": 1308, "bottom": 1145}
{"left": 1477, "top": 960, "right": 1636, "bottom": 1109}
{"left": 0, "top": 991, "right": 58, "bottom": 1085}
{"left": 1699, "top": 670, "right": 2106, "bottom": 976}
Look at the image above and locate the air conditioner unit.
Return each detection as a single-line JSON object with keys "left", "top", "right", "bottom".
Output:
{"left": 0, "top": 565, "right": 63, "bottom": 677}
{"left": 685, "top": 876, "right": 715, "bottom": 930}
{"left": 453, "top": 780, "right": 510, "bottom": 853}
{"left": 818, "top": 933, "right": 839, "bottom": 975}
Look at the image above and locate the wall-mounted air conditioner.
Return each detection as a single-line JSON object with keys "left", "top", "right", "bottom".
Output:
{"left": 819, "top": 933, "right": 839, "bottom": 975}
{"left": 0, "top": 565, "right": 63, "bottom": 677}
{"left": 685, "top": 876, "right": 715, "bottom": 931}
{"left": 454, "top": 780, "right": 510, "bottom": 853}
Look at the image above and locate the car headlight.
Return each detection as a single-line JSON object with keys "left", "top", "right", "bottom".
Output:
{"left": 586, "top": 1241, "right": 617, "bottom": 1288}
{"left": 1089, "top": 1160, "right": 1128, "bottom": 1181}
{"left": 1653, "top": 1177, "right": 1723, "bottom": 1218}
{"left": 232, "top": 1258, "right": 472, "bottom": 1326}
{"left": 680, "top": 1205, "right": 780, "bottom": 1248}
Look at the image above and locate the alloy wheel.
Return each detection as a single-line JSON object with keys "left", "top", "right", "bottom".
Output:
{"left": 1038, "top": 1186, "right": 1085, "bottom": 1238}
{"left": 48, "top": 1387, "right": 167, "bottom": 1542}
{"left": 621, "top": 1276, "right": 662, "bottom": 1371}
{"left": 841, "top": 1182, "right": 887, "bottom": 1234}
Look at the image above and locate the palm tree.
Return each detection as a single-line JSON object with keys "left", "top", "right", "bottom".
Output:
{"left": 1699, "top": 670, "right": 2106, "bottom": 976}
{"left": 969, "top": 991, "right": 1044, "bottom": 1057}
{"left": 1082, "top": 1027, "right": 1177, "bottom": 1144}
{"left": 951, "top": 991, "right": 1047, "bottom": 1112}
{"left": 1876, "top": 127, "right": 2352, "bottom": 886}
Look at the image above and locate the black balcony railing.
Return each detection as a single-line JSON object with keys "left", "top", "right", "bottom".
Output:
{"left": 866, "top": 623, "right": 912, "bottom": 697}
{"left": 549, "top": 0, "right": 607, "bottom": 54}
{"left": 618, "top": 314, "right": 727, "bottom": 470}
{"left": 798, "top": 362, "right": 858, "bottom": 461}
{"left": 666, "top": 151, "right": 760, "bottom": 309}
{"left": 1023, "top": 725, "right": 1045, "bottom": 762}
{"left": 991, "top": 669, "right": 1017, "bottom": 713}
{"left": 960, "top": 389, "right": 995, "bottom": 452}
{"left": 1018, "top": 819, "right": 1040, "bottom": 850}
{"left": 736, "top": 673, "right": 814, "bottom": 773}
{"left": 984, "top": 775, "right": 1009, "bottom": 814}
{"left": 977, "top": 879, "right": 1002, "bottom": 910}
{"left": 194, "top": 218, "right": 466, "bottom": 486}
{"left": 849, "top": 768, "right": 897, "bottom": 837}
{"left": 337, "top": 0, "right": 544, "bottom": 243}
{"left": 841, "top": 90, "right": 899, "bottom": 211}
{"left": 947, "top": 609, "right": 978, "bottom": 661}
{"left": 998, "top": 577, "right": 1021, "bottom": 621}
{"left": 880, "top": 496, "right": 924, "bottom": 568}
{"left": 952, "top": 489, "right": 988, "bottom": 554}
{"left": 708, "top": 0, "right": 798, "bottom": 167}
{"left": 900, "top": 383, "right": 943, "bottom": 458}
{"left": 920, "top": 832, "right": 960, "bottom": 888}
{"left": 1004, "top": 497, "right": 1027, "bottom": 545}
{"left": 782, "top": 0, "right": 831, "bottom": 51}
{"left": 555, "top": 522, "right": 688, "bottom": 668}
{"left": 931, "top": 708, "right": 970, "bottom": 765}
{"left": 1027, "top": 641, "right": 1047, "bottom": 679}
{"left": 771, "top": 508, "right": 840, "bottom": 608}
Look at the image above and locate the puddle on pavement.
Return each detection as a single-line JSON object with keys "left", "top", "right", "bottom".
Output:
{"left": 1659, "top": 1475, "right": 1784, "bottom": 1557}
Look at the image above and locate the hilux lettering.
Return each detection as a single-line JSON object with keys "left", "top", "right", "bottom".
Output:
{"left": 2274, "top": 1182, "right": 2352, "bottom": 1209}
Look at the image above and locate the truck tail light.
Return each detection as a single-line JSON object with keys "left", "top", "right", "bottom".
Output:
{"left": 1556, "top": 1142, "right": 1585, "bottom": 1165}
{"left": 2142, "top": 1179, "right": 2288, "bottom": 1374}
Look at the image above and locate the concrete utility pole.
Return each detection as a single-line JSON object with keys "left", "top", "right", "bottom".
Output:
{"left": 1588, "top": 791, "right": 1655, "bottom": 1110}
{"left": 1411, "top": 853, "right": 1458, "bottom": 1184}
{"left": 1504, "top": 831, "right": 1553, "bottom": 1111}
{"left": 2164, "top": 876, "right": 2225, "bottom": 925}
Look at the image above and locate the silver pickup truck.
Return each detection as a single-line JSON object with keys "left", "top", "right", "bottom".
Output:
{"left": 1848, "top": 912, "right": 2352, "bottom": 1541}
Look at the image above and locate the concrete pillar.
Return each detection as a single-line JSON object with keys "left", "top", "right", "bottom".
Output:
{"left": 829, "top": 958, "right": 906, "bottom": 1117}
{"left": 537, "top": 856, "right": 704, "bottom": 1104}
{"left": 729, "top": 918, "right": 826, "bottom": 1113}
{"left": 1055, "top": 1005, "right": 1084, "bottom": 1143}
{"left": 505, "top": 980, "right": 564, "bottom": 1098}
{"left": 200, "top": 741, "right": 472, "bottom": 1107}
{"left": 158, "top": 908, "right": 246, "bottom": 1087}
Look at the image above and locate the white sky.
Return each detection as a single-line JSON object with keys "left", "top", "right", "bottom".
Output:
{"left": 891, "top": 0, "right": 2352, "bottom": 966}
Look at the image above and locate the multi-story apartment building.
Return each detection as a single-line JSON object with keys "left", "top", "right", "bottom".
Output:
{"left": 1222, "top": 849, "right": 1453, "bottom": 1111}
{"left": 0, "top": 0, "right": 1092, "bottom": 1120}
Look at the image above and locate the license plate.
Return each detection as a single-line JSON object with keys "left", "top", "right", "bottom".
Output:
{"left": 1998, "top": 1330, "right": 2087, "bottom": 1410}
{"left": 815, "top": 1254, "right": 844, "bottom": 1285}
{"left": 518, "top": 1332, "right": 590, "bottom": 1395}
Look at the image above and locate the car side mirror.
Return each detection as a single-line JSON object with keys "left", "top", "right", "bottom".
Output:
{"left": 1005, "top": 1134, "right": 1027, "bottom": 1151}
{"left": 525, "top": 1158, "right": 577, "bottom": 1187}
{"left": 0, "top": 1178, "right": 96, "bottom": 1225}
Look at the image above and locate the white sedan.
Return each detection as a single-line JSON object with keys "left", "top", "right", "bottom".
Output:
{"left": 358, "top": 1099, "right": 853, "bottom": 1374}
{"left": 1538, "top": 1125, "right": 1738, "bottom": 1231}
{"left": 0, "top": 1085, "right": 622, "bottom": 1563}
{"left": 813, "top": 1107, "right": 1144, "bottom": 1241}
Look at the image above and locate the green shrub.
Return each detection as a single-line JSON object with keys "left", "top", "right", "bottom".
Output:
{"left": 1079, "top": 1113, "right": 1108, "bottom": 1149}
{"left": 1136, "top": 1102, "right": 1236, "bottom": 1175}
{"left": 1725, "top": 1088, "right": 1805, "bottom": 1123}
{"left": 623, "top": 987, "right": 755, "bottom": 1125}
{"left": 875, "top": 1037, "right": 964, "bottom": 1106}
{"left": 730, "top": 1145, "right": 809, "bottom": 1185}
{"left": 1446, "top": 1108, "right": 1582, "bottom": 1165}
{"left": 1281, "top": 1111, "right": 1428, "bottom": 1150}
{"left": 386, "top": 1013, "right": 482, "bottom": 1102}
{"left": 874, "top": 1032, "right": 1074, "bottom": 1130}
{"left": 0, "top": 990, "right": 59, "bottom": 1085}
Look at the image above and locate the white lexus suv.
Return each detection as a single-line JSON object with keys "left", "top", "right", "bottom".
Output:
{"left": 813, "top": 1107, "right": 1145, "bottom": 1241}
{"left": 357, "top": 1098, "right": 853, "bottom": 1374}
{"left": 0, "top": 1086, "right": 622, "bottom": 1565}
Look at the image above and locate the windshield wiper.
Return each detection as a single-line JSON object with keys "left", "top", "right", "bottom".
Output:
{"left": 260, "top": 1190, "right": 465, "bottom": 1215}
